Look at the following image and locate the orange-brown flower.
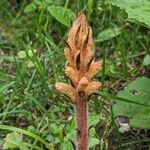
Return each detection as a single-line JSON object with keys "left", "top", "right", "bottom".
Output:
{"left": 55, "top": 12, "right": 101, "bottom": 103}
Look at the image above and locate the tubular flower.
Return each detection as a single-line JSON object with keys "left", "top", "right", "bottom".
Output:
{"left": 55, "top": 12, "right": 101, "bottom": 103}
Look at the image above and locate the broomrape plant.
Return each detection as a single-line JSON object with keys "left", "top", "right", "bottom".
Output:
{"left": 55, "top": 12, "right": 101, "bottom": 150}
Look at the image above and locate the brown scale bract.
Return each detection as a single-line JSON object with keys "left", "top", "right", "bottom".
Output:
{"left": 55, "top": 12, "right": 101, "bottom": 103}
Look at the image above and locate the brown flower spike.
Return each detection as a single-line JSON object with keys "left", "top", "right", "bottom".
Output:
{"left": 55, "top": 13, "right": 101, "bottom": 150}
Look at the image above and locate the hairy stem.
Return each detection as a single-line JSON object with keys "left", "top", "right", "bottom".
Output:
{"left": 75, "top": 91, "right": 88, "bottom": 150}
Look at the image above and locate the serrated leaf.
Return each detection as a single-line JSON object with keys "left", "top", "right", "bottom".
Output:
{"left": 112, "top": 0, "right": 150, "bottom": 27}
{"left": 113, "top": 77, "right": 150, "bottom": 129}
{"left": 89, "top": 138, "right": 100, "bottom": 148}
{"left": 95, "top": 26, "right": 121, "bottom": 42}
{"left": 48, "top": 6, "right": 75, "bottom": 26}
{"left": 143, "top": 54, "right": 150, "bottom": 66}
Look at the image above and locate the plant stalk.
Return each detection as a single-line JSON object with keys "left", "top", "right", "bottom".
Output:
{"left": 75, "top": 91, "right": 88, "bottom": 150}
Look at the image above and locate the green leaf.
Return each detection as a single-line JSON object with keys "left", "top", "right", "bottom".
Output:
{"left": 143, "top": 54, "right": 150, "bottom": 66}
{"left": 3, "top": 132, "right": 45, "bottom": 150}
{"left": 95, "top": 26, "right": 121, "bottom": 42}
{"left": 48, "top": 6, "right": 75, "bottom": 26}
{"left": 112, "top": 0, "right": 150, "bottom": 27}
{"left": 24, "top": 0, "right": 53, "bottom": 12}
{"left": 89, "top": 128, "right": 97, "bottom": 137}
{"left": 24, "top": 3, "right": 37, "bottom": 12}
{"left": 89, "top": 138, "right": 100, "bottom": 148}
{"left": 0, "top": 125, "right": 53, "bottom": 149}
{"left": 3, "top": 132, "right": 28, "bottom": 150}
{"left": 88, "top": 113, "right": 100, "bottom": 127}
{"left": 18, "top": 51, "right": 26, "bottom": 59}
{"left": 61, "top": 142, "right": 73, "bottom": 150}
{"left": 113, "top": 77, "right": 150, "bottom": 129}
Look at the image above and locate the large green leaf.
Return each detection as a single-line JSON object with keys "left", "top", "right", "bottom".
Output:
{"left": 112, "top": 0, "right": 150, "bottom": 27}
{"left": 48, "top": 6, "right": 75, "bottom": 26}
{"left": 113, "top": 77, "right": 150, "bottom": 129}
{"left": 95, "top": 26, "right": 121, "bottom": 42}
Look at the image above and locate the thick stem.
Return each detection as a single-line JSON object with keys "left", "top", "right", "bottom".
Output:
{"left": 75, "top": 91, "right": 88, "bottom": 150}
